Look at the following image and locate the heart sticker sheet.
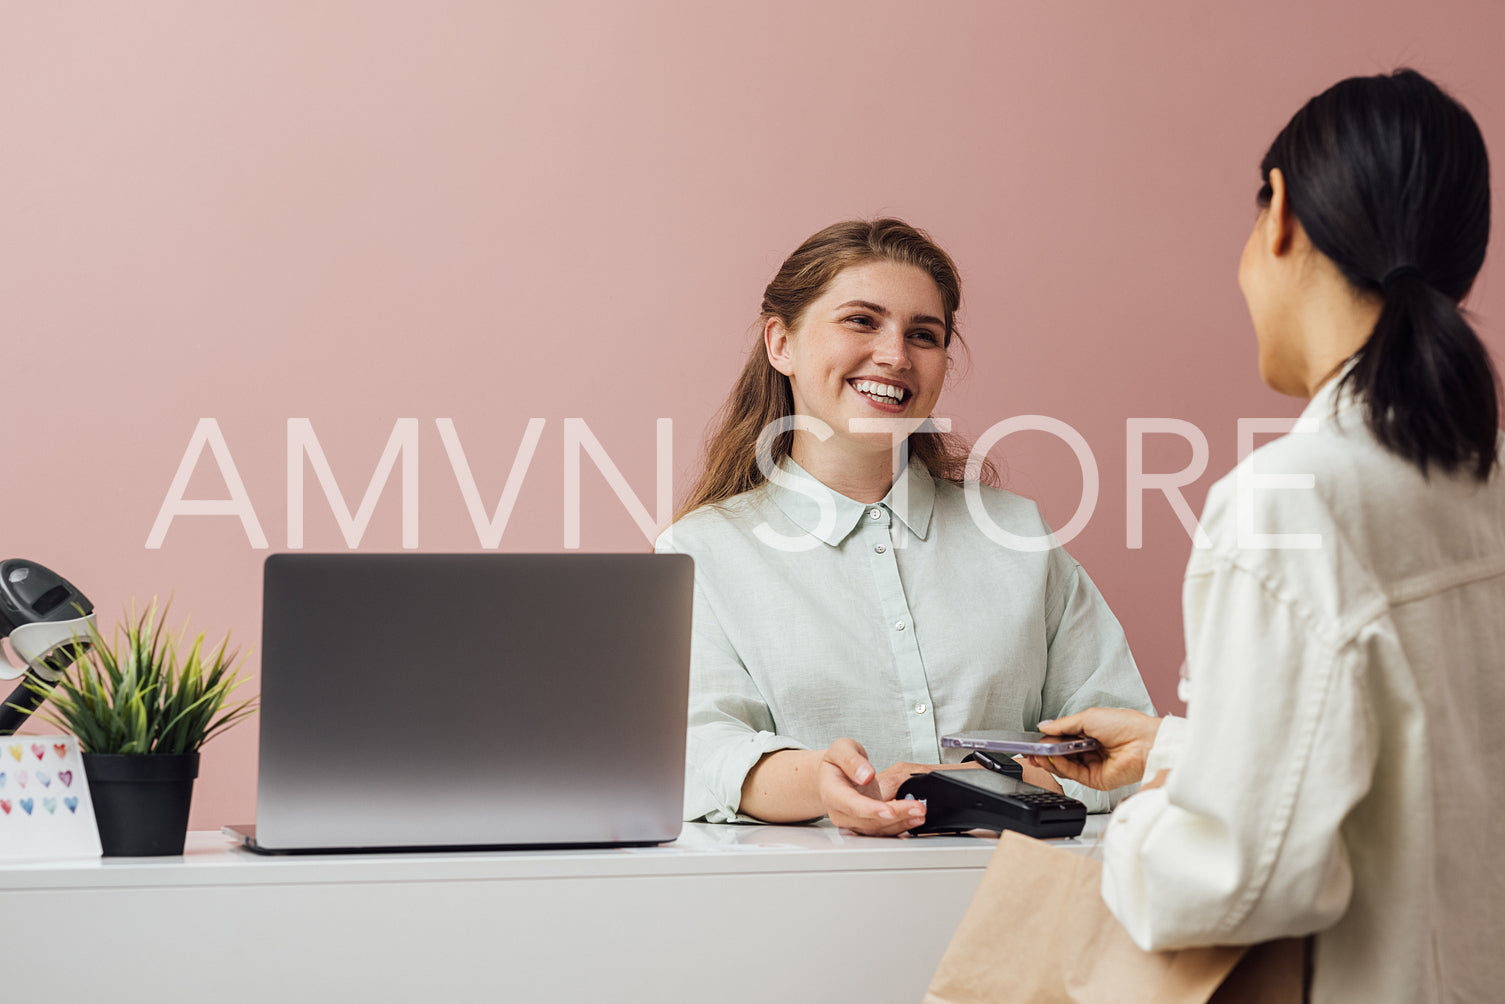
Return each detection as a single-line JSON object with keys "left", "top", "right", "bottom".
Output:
{"left": 0, "top": 735, "right": 102, "bottom": 861}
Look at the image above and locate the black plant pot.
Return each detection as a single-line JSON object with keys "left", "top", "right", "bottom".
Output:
{"left": 81, "top": 752, "right": 200, "bottom": 856}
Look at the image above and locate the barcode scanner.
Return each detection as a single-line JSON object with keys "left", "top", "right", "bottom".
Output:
{"left": 0, "top": 559, "right": 95, "bottom": 736}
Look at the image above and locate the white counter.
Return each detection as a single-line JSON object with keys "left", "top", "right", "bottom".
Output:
{"left": 4, "top": 817, "right": 1107, "bottom": 1003}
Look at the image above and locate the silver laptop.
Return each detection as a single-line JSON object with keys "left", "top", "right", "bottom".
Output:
{"left": 226, "top": 553, "right": 693, "bottom": 854}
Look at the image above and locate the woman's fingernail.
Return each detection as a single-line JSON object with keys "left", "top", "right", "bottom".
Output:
{"left": 877, "top": 807, "right": 894, "bottom": 819}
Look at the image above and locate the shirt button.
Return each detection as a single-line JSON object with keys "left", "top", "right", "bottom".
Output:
{"left": 874, "top": 544, "right": 887, "bottom": 554}
{"left": 895, "top": 620, "right": 907, "bottom": 631}
{"left": 914, "top": 703, "right": 927, "bottom": 715}
{"left": 868, "top": 508, "right": 883, "bottom": 520}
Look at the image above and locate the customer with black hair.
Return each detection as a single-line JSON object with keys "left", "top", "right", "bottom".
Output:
{"left": 1030, "top": 69, "right": 1504, "bottom": 1002}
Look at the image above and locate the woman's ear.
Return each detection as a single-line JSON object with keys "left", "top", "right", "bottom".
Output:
{"left": 765, "top": 317, "right": 796, "bottom": 376}
{"left": 1264, "top": 168, "right": 1296, "bottom": 258}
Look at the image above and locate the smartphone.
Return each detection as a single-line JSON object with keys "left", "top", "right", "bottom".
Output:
{"left": 941, "top": 730, "right": 1100, "bottom": 756}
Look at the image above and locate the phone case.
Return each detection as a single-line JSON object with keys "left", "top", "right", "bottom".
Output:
{"left": 941, "top": 732, "right": 1099, "bottom": 756}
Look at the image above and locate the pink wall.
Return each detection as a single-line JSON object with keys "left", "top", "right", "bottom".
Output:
{"left": 4, "top": 1, "right": 1503, "bottom": 829}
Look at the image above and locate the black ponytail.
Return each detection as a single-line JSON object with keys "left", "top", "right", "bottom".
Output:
{"left": 1260, "top": 68, "right": 1499, "bottom": 481}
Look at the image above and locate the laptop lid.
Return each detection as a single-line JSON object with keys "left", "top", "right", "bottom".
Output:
{"left": 250, "top": 553, "right": 693, "bottom": 852}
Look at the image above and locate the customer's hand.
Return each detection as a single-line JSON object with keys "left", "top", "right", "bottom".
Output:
{"left": 818, "top": 738, "right": 928, "bottom": 836}
{"left": 1025, "top": 708, "right": 1162, "bottom": 791}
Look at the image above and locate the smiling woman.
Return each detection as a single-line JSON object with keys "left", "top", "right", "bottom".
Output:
{"left": 672, "top": 219, "right": 980, "bottom": 519}
{"left": 657, "top": 219, "right": 1155, "bottom": 835}
{"left": 763, "top": 259, "right": 950, "bottom": 501}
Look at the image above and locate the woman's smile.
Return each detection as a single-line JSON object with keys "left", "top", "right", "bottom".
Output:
{"left": 849, "top": 377, "right": 912, "bottom": 411}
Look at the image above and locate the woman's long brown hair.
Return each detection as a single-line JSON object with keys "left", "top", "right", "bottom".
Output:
{"left": 674, "top": 219, "right": 998, "bottom": 524}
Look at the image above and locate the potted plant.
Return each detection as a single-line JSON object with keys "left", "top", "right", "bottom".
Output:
{"left": 21, "top": 599, "right": 257, "bottom": 855}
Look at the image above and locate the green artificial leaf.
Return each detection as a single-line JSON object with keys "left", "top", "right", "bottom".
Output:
{"left": 19, "top": 598, "right": 258, "bottom": 755}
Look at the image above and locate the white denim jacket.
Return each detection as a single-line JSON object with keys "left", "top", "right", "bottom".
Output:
{"left": 1103, "top": 377, "right": 1505, "bottom": 1004}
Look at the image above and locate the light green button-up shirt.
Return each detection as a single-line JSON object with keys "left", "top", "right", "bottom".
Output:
{"left": 657, "top": 458, "right": 1154, "bottom": 822}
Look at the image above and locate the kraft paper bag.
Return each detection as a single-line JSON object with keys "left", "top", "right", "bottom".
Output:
{"left": 924, "top": 831, "right": 1305, "bottom": 1004}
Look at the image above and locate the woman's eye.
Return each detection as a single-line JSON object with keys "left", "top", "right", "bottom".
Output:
{"left": 910, "top": 330, "right": 940, "bottom": 344}
{"left": 845, "top": 315, "right": 876, "bottom": 328}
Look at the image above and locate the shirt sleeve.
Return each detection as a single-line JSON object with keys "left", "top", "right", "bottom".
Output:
{"left": 1041, "top": 558, "right": 1158, "bottom": 813}
{"left": 656, "top": 534, "right": 809, "bottom": 823}
{"left": 1100, "top": 543, "right": 1376, "bottom": 950}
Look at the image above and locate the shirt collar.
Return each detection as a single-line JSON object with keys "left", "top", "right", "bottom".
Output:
{"left": 766, "top": 456, "right": 936, "bottom": 546}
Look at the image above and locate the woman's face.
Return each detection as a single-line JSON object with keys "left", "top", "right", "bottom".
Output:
{"left": 1238, "top": 209, "right": 1282, "bottom": 385}
{"left": 1237, "top": 172, "right": 1307, "bottom": 396}
{"left": 766, "top": 259, "right": 949, "bottom": 457}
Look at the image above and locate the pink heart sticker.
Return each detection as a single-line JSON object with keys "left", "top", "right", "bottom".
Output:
{"left": 0, "top": 799, "right": 10, "bottom": 815}
{"left": 53, "top": 744, "right": 67, "bottom": 759}
{"left": 30, "top": 743, "right": 44, "bottom": 760}
{"left": 58, "top": 770, "right": 73, "bottom": 787}
{"left": 17, "top": 770, "right": 28, "bottom": 788}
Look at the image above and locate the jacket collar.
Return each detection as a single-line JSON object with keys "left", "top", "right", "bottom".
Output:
{"left": 1298, "top": 355, "right": 1364, "bottom": 431}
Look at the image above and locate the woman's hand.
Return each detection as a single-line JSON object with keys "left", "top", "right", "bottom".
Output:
{"left": 875, "top": 760, "right": 983, "bottom": 801}
{"left": 1017, "top": 758, "right": 1066, "bottom": 794}
{"left": 818, "top": 739, "right": 929, "bottom": 836}
{"left": 1025, "top": 708, "right": 1162, "bottom": 791}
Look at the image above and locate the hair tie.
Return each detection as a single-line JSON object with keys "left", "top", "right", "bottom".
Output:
{"left": 1380, "top": 265, "right": 1425, "bottom": 292}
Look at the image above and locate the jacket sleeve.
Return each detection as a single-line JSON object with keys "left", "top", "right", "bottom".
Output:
{"left": 1100, "top": 541, "right": 1376, "bottom": 949}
